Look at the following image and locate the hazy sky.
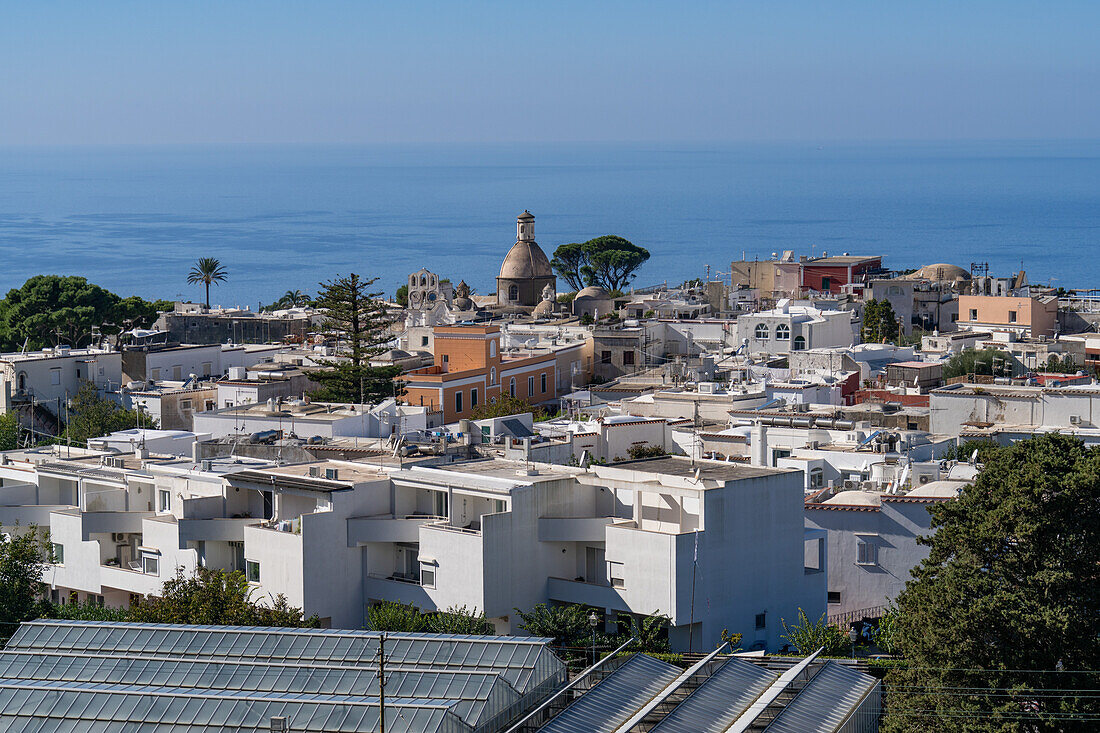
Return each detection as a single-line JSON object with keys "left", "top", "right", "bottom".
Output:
{"left": 2, "top": 1, "right": 1098, "bottom": 144}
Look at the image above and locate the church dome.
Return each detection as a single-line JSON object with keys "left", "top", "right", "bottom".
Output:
{"left": 575, "top": 285, "right": 611, "bottom": 299}
{"left": 902, "top": 263, "right": 971, "bottom": 282}
{"left": 499, "top": 241, "right": 553, "bottom": 280}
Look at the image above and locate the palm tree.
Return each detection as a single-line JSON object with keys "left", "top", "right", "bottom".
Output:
{"left": 283, "top": 289, "right": 309, "bottom": 307}
{"left": 187, "top": 258, "right": 228, "bottom": 309}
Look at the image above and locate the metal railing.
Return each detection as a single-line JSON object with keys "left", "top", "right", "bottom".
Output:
{"left": 828, "top": 605, "right": 887, "bottom": 627}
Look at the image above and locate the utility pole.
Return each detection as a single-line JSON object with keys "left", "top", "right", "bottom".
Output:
{"left": 378, "top": 632, "right": 387, "bottom": 733}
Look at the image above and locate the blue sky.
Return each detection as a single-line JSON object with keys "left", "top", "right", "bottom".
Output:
{"left": 2, "top": 1, "right": 1097, "bottom": 144}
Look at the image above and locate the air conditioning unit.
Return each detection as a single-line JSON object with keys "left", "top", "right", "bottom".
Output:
{"left": 201, "top": 459, "right": 213, "bottom": 472}
{"left": 1070, "top": 415, "right": 1082, "bottom": 425}
{"left": 806, "top": 440, "right": 820, "bottom": 450}
{"left": 308, "top": 466, "right": 320, "bottom": 478}
{"left": 919, "top": 475, "right": 931, "bottom": 485}
{"left": 842, "top": 479, "right": 858, "bottom": 490}
{"left": 324, "top": 468, "right": 339, "bottom": 481}
{"left": 112, "top": 533, "right": 127, "bottom": 543}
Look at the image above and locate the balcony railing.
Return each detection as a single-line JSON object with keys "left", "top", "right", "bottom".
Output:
{"left": 425, "top": 520, "right": 481, "bottom": 535}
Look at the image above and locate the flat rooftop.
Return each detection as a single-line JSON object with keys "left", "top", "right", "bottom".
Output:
{"left": 607, "top": 455, "right": 789, "bottom": 482}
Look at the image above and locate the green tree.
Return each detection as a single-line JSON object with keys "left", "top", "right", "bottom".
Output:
{"left": 42, "top": 598, "right": 130, "bottom": 622}
{"left": 365, "top": 600, "right": 427, "bottom": 632}
{"left": 618, "top": 612, "right": 670, "bottom": 653}
{"left": 942, "top": 347, "right": 1014, "bottom": 379}
{"left": 469, "top": 395, "right": 547, "bottom": 420}
{"left": 395, "top": 284, "right": 409, "bottom": 307}
{"left": 0, "top": 525, "right": 53, "bottom": 639}
{"left": 130, "top": 567, "right": 319, "bottom": 627}
{"left": 306, "top": 273, "right": 404, "bottom": 404}
{"left": 65, "top": 381, "right": 155, "bottom": 446}
{"left": 551, "top": 236, "right": 650, "bottom": 292}
{"left": 779, "top": 608, "right": 849, "bottom": 656}
{"left": 427, "top": 605, "right": 496, "bottom": 635}
{"left": 1, "top": 275, "right": 120, "bottom": 350}
{"left": 0, "top": 412, "right": 20, "bottom": 452}
{"left": 941, "top": 439, "right": 1005, "bottom": 464}
{"left": 186, "top": 257, "right": 228, "bottom": 309}
{"left": 514, "top": 603, "right": 591, "bottom": 646}
{"left": 1043, "top": 354, "right": 1078, "bottom": 374}
{"left": 883, "top": 434, "right": 1100, "bottom": 732}
{"left": 861, "top": 298, "right": 900, "bottom": 343}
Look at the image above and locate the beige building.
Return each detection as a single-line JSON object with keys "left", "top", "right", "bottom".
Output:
{"left": 958, "top": 294, "right": 1058, "bottom": 339}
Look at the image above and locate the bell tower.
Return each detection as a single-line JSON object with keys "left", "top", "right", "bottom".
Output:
{"left": 517, "top": 210, "right": 535, "bottom": 242}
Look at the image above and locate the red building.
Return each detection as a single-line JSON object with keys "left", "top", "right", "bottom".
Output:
{"left": 801, "top": 255, "right": 883, "bottom": 294}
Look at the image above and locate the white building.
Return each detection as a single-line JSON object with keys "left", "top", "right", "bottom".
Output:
{"left": 0, "top": 346, "right": 123, "bottom": 409}
{"left": 193, "top": 398, "right": 439, "bottom": 441}
{"left": 736, "top": 300, "right": 857, "bottom": 357}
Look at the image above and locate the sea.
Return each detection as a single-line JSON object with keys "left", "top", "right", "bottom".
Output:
{"left": 1, "top": 140, "right": 1098, "bottom": 307}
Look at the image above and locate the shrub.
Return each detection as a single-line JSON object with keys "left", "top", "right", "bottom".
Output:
{"left": 780, "top": 608, "right": 849, "bottom": 656}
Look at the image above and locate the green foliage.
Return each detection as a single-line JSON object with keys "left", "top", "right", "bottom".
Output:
{"left": 66, "top": 381, "right": 155, "bottom": 446}
{"left": 556, "top": 292, "right": 576, "bottom": 305}
{"left": 873, "top": 605, "right": 900, "bottom": 656}
{"left": 941, "top": 347, "right": 1013, "bottom": 379}
{"left": 780, "top": 608, "right": 850, "bottom": 656}
{"left": 618, "top": 611, "right": 670, "bottom": 653}
{"left": 306, "top": 273, "right": 404, "bottom": 404}
{"left": 469, "top": 395, "right": 549, "bottom": 421}
{"left": 861, "top": 298, "right": 900, "bottom": 343}
{"left": 579, "top": 313, "right": 594, "bottom": 325}
{"left": 0, "top": 526, "right": 53, "bottom": 638}
{"left": 130, "top": 567, "right": 319, "bottom": 627}
{"left": 186, "top": 257, "right": 228, "bottom": 308}
{"left": 395, "top": 284, "right": 409, "bottom": 307}
{"left": 426, "top": 605, "right": 495, "bottom": 635}
{"left": 551, "top": 236, "right": 650, "bottom": 292}
{"left": 643, "top": 310, "right": 655, "bottom": 318}
{"left": 366, "top": 601, "right": 427, "bottom": 632}
{"left": 42, "top": 599, "right": 130, "bottom": 622}
{"left": 365, "top": 601, "right": 495, "bottom": 635}
{"left": 720, "top": 628, "right": 744, "bottom": 651}
{"left": 0, "top": 275, "right": 168, "bottom": 351}
{"left": 883, "top": 433, "right": 1100, "bottom": 732}
{"left": 940, "top": 439, "right": 1005, "bottom": 464}
{"left": 264, "top": 290, "right": 312, "bottom": 312}
{"left": 514, "top": 603, "right": 591, "bottom": 646}
{"left": 1043, "top": 353, "right": 1079, "bottom": 374}
{"left": 0, "top": 412, "right": 19, "bottom": 452}
{"left": 627, "top": 444, "right": 667, "bottom": 459}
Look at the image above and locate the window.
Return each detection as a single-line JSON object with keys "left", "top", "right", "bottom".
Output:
{"left": 441, "top": 353, "right": 449, "bottom": 365}
{"left": 754, "top": 323, "right": 769, "bottom": 339}
{"left": 528, "top": 376, "right": 534, "bottom": 395}
{"left": 969, "top": 309, "right": 978, "bottom": 321}
{"left": 420, "top": 562, "right": 436, "bottom": 588}
{"left": 508, "top": 284, "right": 519, "bottom": 301}
{"left": 433, "top": 491, "right": 448, "bottom": 517}
{"left": 158, "top": 489, "right": 171, "bottom": 513}
{"left": 455, "top": 390, "right": 463, "bottom": 414}
{"left": 792, "top": 336, "right": 806, "bottom": 351}
{"left": 541, "top": 373, "right": 547, "bottom": 393}
{"left": 50, "top": 368, "right": 62, "bottom": 386}
{"left": 755, "top": 613, "right": 767, "bottom": 630}
{"left": 1008, "top": 310, "right": 1017, "bottom": 323}
{"left": 179, "top": 399, "right": 192, "bottom": 412}
{"left": 471, "top": 388, "right": 479, "bottom": 408}
{"left": 89, "top": 593, "right": 105, "bottom": 607}
{"left": 828, "top": 591, "right": 842, "bottom": 604}
{"left": 52, "top": 543, "right": 64, "bottom": 565}
{"left": 623, "top": 350, "right": 635, "bottom": 366}
{"left": 809, "top": 467, "right": 824, "bottom": 488}
{"left": 490, "top": 367, "right": 497, "bottom": 385}
{"left": 493, "top": 499, "right": 506, "bottom": 513}
{"left": 775, "top": 324, "right": 790, "bottom": 340}
{"left": 857, "top": 537, "right": 879, "bottom": 566}
{"left": 509, "top": 378, "right": 516, "bottom": 397}
{"left": 172, "top": 366, "right": 182, "bottom": 380}
{"left": 246, "top": 560, "right": 261, "bottom": 583}
{"left": 601, "top": 351, "right": 612, "bottom": 365}
{"left": 202, "top": 362, "right": 212, "bottom": 376}
{"left": 142, "top": 554, "right": 160, "bottom": 575}
{"left": 204, "top": 400, "right": 216, "bottom": 411}
{"left": 421, "top": 335, "right": 429, "bottom": 347}
{"left": 609, "top": 561, "right": 625, "bottom": 589}
{"left": 490, "top": 339, "right": 497, "bottom": 357}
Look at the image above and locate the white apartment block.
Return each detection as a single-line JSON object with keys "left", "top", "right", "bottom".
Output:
{"left": 736, "top": 300, "right": 857, "bottom": 358}
{"left": 0, "top": 446, "right": 823, "bottom": 653}
{"left": 0, "top": 346, "right": 123, "bottom": 409}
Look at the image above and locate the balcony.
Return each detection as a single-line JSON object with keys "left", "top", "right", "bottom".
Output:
{"left": 99, "top": 564, "right": 165, "bottom": 596}
{"left": 346, "top": 514, "right": 446, "bottom": 546}
{"left": 423, "top": 519, "right": 482, "bottom": 536}
{"left": 547, "top": 577, "right": 629, "bottom": 612}
{"left": 0, "top": 505, "right": 71, "bottom": 528}
{"left": 538, "top": 517, "right": 614, "bottom": 543}
{"left": 178, "top": 517, "right": 262, "bottom": 543}
{"left": 363, "top": 573, "right": 434, "bottom": 606}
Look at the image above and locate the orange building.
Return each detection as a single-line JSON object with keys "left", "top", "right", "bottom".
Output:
{"left": 958, "top": 294, "right": 1058, "bottom": 339}
{"left": 400, "top": 324, "right": 559, "bottom": 423}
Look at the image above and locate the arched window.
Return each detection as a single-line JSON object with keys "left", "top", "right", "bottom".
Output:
{"left": 16, "top": 373, "right": 26, "bottom": 392}
{"left": 508, "top": 284, "right": 519, "bottom": 301}
{"left": 809, "top": 467, "right": 824, "bottom": 488}
{"left": 509, "top": 378, "right": 516, "bottom": 397}
{"left": 754, "top": 323, "right": 769, "bottom": 340}
{"left": 489, "top": 340, "right": 497, "bottom": 358}
{"left": 793, "top": 335, "right": 806, "bottom": 351}
{"left": 490, "top": 367, "right": 496, "bottom": 385}
{"left": 420, "top": 276, "right": 427, "bottom": 286}
{"left": 775, "top": 324, "right": 790, "bottom": 340}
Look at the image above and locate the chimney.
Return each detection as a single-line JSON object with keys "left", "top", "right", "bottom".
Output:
{"left": 750, "top": 423, "right": 769, "bottom": 467}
